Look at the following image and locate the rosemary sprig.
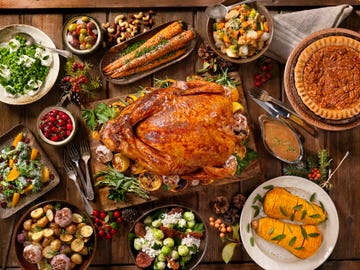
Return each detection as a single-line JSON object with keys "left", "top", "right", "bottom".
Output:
{"left": 94, "top": 165, "right": 149, "bottom": 202}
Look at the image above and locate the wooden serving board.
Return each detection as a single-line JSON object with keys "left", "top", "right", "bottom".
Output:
{"left": 86, "top": 72, "right": 262, "bottom": 211}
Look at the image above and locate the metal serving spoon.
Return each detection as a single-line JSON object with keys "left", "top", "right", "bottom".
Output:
{"left": 15, "top": 32, "right": 75, "bottom": 59}
{"left": 205, "top": 0, "right": 256, "bottom": 19}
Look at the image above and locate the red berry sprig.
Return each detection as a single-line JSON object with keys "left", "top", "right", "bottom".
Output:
{"left": 308, "top": 168, "right": 321, "bottom": 181}
{"left": 254, "top": 57, "right": 273, "bottom": 87}
{"left": 92, "top": 209, "right": 123, "bottom": 240}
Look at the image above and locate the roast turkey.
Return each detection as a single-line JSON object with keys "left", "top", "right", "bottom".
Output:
{"left": 100, "top": 79, "right": 248, "bottom": 180}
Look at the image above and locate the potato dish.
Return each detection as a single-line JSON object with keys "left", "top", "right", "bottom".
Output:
{"left": 15, "top": 202, "right": 95, "bottom": 270}
{"left": 212, "top": 3, "right": 270, "bottom": 58}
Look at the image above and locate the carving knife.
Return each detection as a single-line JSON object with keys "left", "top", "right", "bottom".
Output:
{"left": 251, "top": 98, "right": 318, "bottom": 137}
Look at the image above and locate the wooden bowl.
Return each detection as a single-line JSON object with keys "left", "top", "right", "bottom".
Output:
{"left": 206, "top": 0, "right": 273, "bottom": 64}
{"left": 284, "top": 28, "right": 360, "bottom": 131}
{"left": 13, "top": 200, "right": 97, "bottom": 270}
{"left": 128, "top": 204, "right": 208, "bottom": 270}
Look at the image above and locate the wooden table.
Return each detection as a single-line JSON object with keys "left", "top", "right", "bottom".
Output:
{"left": 0, "top": 1, "right": 359, "bottom": 269}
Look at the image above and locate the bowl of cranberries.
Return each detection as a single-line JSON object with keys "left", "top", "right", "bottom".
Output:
{"left": 37, "top": 106, "right": 77, "bottom": 146}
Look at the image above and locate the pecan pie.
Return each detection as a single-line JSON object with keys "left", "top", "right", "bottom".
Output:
{"left": 294, "top": 36, "right": 360, "bottom": 120}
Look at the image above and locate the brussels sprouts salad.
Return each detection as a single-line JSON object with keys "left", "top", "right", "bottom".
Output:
{"left": 129, "top": 206, "right": 206, "bottom": 269}
{"left": 0, "top": 35, "right": 52, "bottom": 97}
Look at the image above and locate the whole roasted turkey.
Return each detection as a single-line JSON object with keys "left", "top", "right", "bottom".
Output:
{"left": 100, "top": 79, "right": 248, "bottom": 181}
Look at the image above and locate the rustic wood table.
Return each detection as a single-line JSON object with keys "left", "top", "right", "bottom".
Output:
{"left": 0, "top": 1, "right": 359, "bottom": 269}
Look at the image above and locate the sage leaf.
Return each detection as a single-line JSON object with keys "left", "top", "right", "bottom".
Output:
{"left": 310, "top": 214, "right": 321, "bottom": 219}
{"left": 252, "top": 205, "right": 260, "bottom": 218}
{"left": 308, "top": 233, "right": 320, "bottom": 238}
{"left": 288, "top": 236, "right": 296, "bottom": 246}
{"left": 293, "top": 204, "right": 303, "bottom": 211}
{"left": 268, "top": 227, "right": 274, "bottom": 235}
{"left": 310, "top": 192, "right": 317, "bottom": 202}
{"left": 252, "top": 194, "right": 263, "bottom": 204}
{"left": 280, "top": 206, "right": 288, "bottom": 217}
{"left": 320, "top": 200, "right": 325, "bottom": 213}
{"left": 295, "top": 246, "right": 304, "bottom": 250}
{"left": 271, "top": 234, "right": 286, "bottom": 241}
{"left": 250, "top": 236, "right": 255, "bottom": 247}
{"left": 247, "top": 223, "right": 250, "bottom": 233}
{"left": 300, "top": 225, "right": 308, "bottom": 239}
{"left": 301, "top": 210, "right": 307, "bottom": 220}
{"left": 222, "top": 242, "right": 238, "bottom": 263}
{"left": 263, "top": 185, "right": 274, "bottom": 190}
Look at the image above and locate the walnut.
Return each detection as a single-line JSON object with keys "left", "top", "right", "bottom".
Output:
{"left": 212, "top": 196, "right": 230, "bottom": 214}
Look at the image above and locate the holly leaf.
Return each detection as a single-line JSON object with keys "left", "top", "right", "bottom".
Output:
{"left": 222, "top": 242, "right": 238, "bottom": 264}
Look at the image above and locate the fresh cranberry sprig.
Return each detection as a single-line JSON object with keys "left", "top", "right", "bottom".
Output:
{"left": 254, "top": 57, "right": 273, "bottom": 87}
{"left": 92, "top": 209, "right": 123, "bottom": 240}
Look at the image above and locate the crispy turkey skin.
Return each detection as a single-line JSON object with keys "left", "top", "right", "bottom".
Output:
{"left": 100, "top": 80, "right": 246, "bottom": 178}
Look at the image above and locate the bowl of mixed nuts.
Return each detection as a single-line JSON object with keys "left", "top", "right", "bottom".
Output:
{"left": 63, "top": 15, "right": 103, "bottom": 55}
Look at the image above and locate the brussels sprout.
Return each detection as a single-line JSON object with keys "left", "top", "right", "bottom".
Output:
{"left": 171, "top": 250, "right": 179, "bottom": 260}
{"left": 143, "top": 215, "right": 152, "bottom": 225}
{"left": 163, "top": 237, "right": 175, "bottom": 247}
{"left": 156, "top": 261, "right": 166, "bottom": 270}
{"left": 152, "top": 219, "right": 162, "bottom": 228}
{"left": 133, "top": 238, "right": 143, "bottom": 250}
{"left": 183, "top": 211, "right": 195, "bottom": 222}
{"left": 157, "top": 253, "right": 167, "bottom": 262}
{"left": 187, "top": 220, "right": 196, "bottom": 228}
{"left": 161, "top": 245, "right": 171, "bottom": 256}
{"left": 153, "top": 228, "right": 164, "bottom": 240}
{"left": 178, "top": 245, "right": 189, "bottom": 256}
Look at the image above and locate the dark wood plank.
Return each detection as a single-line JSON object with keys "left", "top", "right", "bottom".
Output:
{"left": 0, "top": 0, "right": 359, "bottom": 9}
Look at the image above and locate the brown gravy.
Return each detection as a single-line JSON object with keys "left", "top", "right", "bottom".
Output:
{"left": 263, "top": 120, "right": 301, "bottom": 162}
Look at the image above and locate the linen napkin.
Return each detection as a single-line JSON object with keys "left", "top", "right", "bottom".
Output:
{"left": 266, "top": 4, "right": 354, "bottom": 63}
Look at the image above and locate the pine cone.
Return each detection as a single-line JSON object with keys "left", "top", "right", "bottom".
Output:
{"left": 223, "top": 207, "right": 240, "bottom": 225}
{"left": 212, "top": 196, "right": 230, "bottom": 214}
{"left": 232, "top": 193, "right": 246, "bottom": 209}
{"left": 121, "top": 208, "right": 139, "bottom": 223}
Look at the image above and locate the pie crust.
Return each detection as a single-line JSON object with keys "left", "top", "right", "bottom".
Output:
{"left": 294, "top": 36, "right": 360, "bottom": 120}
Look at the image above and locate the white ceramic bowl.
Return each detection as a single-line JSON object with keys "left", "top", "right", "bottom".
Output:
{"left": 63, "top": 15, "right": 103, "bottom": 55}
{"left": 37, "top": 106, "right": 77, "bottom": 146}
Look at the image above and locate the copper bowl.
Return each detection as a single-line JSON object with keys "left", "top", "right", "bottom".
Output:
{"left": 206, "top": 0, "right": 273, "bottom": 64}
{"left": 13, "top": 200, "right": 97, "bottom": 270}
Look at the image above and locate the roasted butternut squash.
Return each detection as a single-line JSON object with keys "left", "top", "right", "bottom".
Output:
{"left": 263, "top": 187, "right": 327, "bottom": 225}
{"left": 252, "top": 217, "right": 323, "bottom": 259}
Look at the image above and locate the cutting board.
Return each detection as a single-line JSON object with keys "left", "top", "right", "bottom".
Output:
{"left": 86, "top": 72, "right": 262, "bottom": 211}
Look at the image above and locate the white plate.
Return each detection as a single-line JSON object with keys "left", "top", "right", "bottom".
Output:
{"left": 0, "top": 24, "right": 60, "bottom": 105}
{"left": 240, "top": 176, "right": 339, "bottom": 270}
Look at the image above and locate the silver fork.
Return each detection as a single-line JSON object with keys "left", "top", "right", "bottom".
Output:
{"left": 66, "top": 143, "right": 93, "bottom": 200}
{"left": 79, "top": 139, "right": 95, "bottom": 201}
{"left": 64, "top": 159, "right": 93, "bottom": 214}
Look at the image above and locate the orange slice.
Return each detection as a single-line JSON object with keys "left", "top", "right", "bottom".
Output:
{"left": 112, "top": 153, "right": 130, "bottom": 172}
{"left": 138, "top": 172, "right": 162, "bottom": 191}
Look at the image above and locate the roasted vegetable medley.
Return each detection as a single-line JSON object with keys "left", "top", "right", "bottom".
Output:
{"left": 16, "top": 202, "right": 95, "bottom": 269}
{"left": 212, "top": 3, "right": 270, "bottom": 58}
